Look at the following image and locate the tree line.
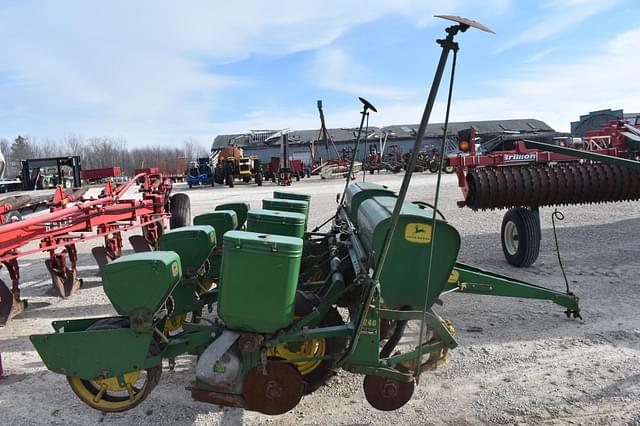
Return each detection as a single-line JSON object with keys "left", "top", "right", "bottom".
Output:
{"left": 0, "top": 135, "right": 210, "bottom": 178}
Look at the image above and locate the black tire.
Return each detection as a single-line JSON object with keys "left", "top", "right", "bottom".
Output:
{"left": 443, "top": 165, "right": 455, "bottom": 174}
{"left": 255, "top": 173, "right": 263, "bottom": 186}
{"left": 295, "top": 173, "right": 300, "bottom": 182}
{"left": 188, "top": 182, "right": 193, "bottom": 189}
{"left": 300, "top": 308, "right": 345, "bottom": 394}
{"left": 226, "top": 173, "right": 234, "bottom": 187}
{"left": 428, "top": 162, "right": 439, "bottom": 173}
{"left": 501, "top": 208, "right": 540, "bottom": 267}
{"left": 170, "top": 193, "right": 191, "bottom": 229}
{"left": 214, "top": 167, "right": 224, "bottom": 184}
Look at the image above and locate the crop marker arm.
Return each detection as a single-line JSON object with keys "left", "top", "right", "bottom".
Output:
{"left": 445, "top": 262, "right": 580, "bottom": 316}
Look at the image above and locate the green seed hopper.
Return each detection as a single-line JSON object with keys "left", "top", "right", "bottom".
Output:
{"left": 158, "top": 225, "right": 219, "bottom": 330}
{"left": 215, "top": 202, "right": 250, "bottom": 229}
{"left": 246, "top": 208, "right": 306, "bottom": 238}
{"left": 273, "top": 190, "right": 311, "bottom": 223}
{"left": 29, "top": 16, "right": 584, "bottom": 416}
{"left": 193, "top": 211, "right": 238, "bottom": 283}
{"left": 262, "top": 198, "right": 309, "bottom": 229}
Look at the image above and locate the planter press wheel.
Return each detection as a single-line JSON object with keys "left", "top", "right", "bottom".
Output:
{"left": 363, "top": 374, "right": 414, "bottom": 411}
{"left": 67, "top": 318, "right": 162, "bottom": 412}
{"left": 266, "top": 308, "right": 345, "bottom": 394}
{"left": 501, "top": 207, "right": 541, "bottom": 267}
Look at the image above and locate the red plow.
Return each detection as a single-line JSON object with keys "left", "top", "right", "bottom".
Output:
{"left": 0, "top": 173, "right": 189, "bottom": 325}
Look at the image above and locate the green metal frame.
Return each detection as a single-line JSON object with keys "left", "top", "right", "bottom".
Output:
{"left": 524, "top": 139, "right": 640, "bottom": 169}
{"left": 445, "top": 262, "right": 580, "bottom": 314}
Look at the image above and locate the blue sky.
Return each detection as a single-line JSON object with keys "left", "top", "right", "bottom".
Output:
{"left": 0, "top": 0, "right": 638, "bottom": 147}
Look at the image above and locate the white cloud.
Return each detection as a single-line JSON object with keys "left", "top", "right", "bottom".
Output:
{"left": 310, "top": 48, "right": 415, "bottom": 101}
{"left": 524, "top": 47, "right": 559, "bottom": 63}
{"left": 495, "top": 0, "right": 620, "bottom": 53}
{"left": 218, "top": 25, "right": 640, "bottom": 137}
{"left": 383, "top": 25, "right": 640, "bottom": 132}
{"left": 0, "top": 0, "right": 510, "bottom": 146}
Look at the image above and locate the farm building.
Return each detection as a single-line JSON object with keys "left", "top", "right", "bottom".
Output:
{"left": 211, "top": 118, "right": 554, "bottom": 163}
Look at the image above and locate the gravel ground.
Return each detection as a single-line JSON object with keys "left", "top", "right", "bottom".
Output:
{"left": 1, "top": 172, "right": 640, "bottom": 425}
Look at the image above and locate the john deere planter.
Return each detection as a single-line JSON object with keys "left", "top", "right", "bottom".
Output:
{"left": 30, "top": 16, "right": 581, "bottom": 415}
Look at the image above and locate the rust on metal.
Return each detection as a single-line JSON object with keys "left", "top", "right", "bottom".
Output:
{"left": 363, "top": 374, "right": 415, "bottom": 412}
{"left": 242, "top": 363, "right": 304, "bottom": 415}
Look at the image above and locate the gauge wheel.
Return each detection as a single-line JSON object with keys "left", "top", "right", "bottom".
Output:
{"left": 501, "top": 208, "right": 540, "bottom": 267}
{"left": 267, "top": 308, "right": 344, "bottom": 394}
{"left": 67, "top": 318, "right": 162, "bottom": 412}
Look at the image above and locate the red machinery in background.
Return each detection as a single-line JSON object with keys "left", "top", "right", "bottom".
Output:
{"left": 0, "top": 173, "right": 190, "bottom": 325}
{"left": 81, "top": 167, "right": 121, "bottom": 183}
{"left": 448, "top": 119, "right": 640, "bottom": 266}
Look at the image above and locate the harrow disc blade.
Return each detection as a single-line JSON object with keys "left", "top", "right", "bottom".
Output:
{"left": 464, "top": 163, "right": 640, "bottom": 210}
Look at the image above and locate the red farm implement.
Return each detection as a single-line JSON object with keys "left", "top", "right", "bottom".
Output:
{"left": 448, "top": 119, "right": 640, "bottom": 266}
{"left": 0, "top": 173, "right": 190, "bottom": 325}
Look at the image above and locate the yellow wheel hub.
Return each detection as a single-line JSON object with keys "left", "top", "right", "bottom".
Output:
{"left": 67, "top": 370, "right": 149, "bottom": 412}
{"left": 268, "top": 339, "right": 326, "bottom": 376}
{"left": 163, "top": 313, "right": 187, "bottom": 333}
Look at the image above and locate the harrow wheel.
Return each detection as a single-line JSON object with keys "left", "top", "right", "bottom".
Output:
{"left": 500, "top": 208, "right": 540, "bottom": 267}
{"left": 243, "top": 363, "right": 304, "bottom": 415}
{"left": 363, "top": 374, "right": 414, "bottom": 411}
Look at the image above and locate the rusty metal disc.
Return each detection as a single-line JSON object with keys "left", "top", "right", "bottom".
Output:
{"left": 493, "top": 165, "right": 508, "bottom": 208}
{"left": 532, "top": 167, "right": 549, "bottom": 207}
{"left": 243, "top": 363, "right": 304, "bottom": 415}
{"left": 363, "top": 374, "right": 415, "bottom": 411}
{"left": 477, "top": 169, "right": 490, "bottom": 210}
{"left": 501, "top": 167, "right": 516, "bottom": 208}
{"left": 612, "top": 165, "right": 625, "bottom": 201}
{"left": 464, "top": 170, "right": 481, "bottom": 210}
{"left": 485, "top": 167, "right": 499, "bottom": 209}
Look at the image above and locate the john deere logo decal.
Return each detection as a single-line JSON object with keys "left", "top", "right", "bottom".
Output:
{"left": 171, "top": 261, "right": 179, "bottom": 277}
{"left": 405, "top": 223, "right": 431, "bottom": 244}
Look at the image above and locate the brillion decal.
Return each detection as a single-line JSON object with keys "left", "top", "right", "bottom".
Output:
{"left": 503, "top": 153, "right": 537, "bottom": 162}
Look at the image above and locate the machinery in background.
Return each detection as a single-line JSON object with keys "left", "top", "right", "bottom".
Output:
{"left": 312, "top": 100, "right": 358, "bottom": 179}
{"left": 0, "top": 149, "right": 22, "bottom": 193}
{"left": 21, "top": 156, "right": 82, "bottom": 190}
{"left": 449, "top": 119, "right": 640, "bottom": 266}
{"left": 0, "top": 172, "right": 190, "bottom": 325}
{"left": 213, "top": 145, "right": 263, "bottom": 188}
{"left": 186, "top": 158, "right": 215, "bottom": 188}
{"left": 81, "top": 167, "right": 121, "bottom": 184}
{"left": 263, "top": 130, "right": 311, "bottom": 185}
